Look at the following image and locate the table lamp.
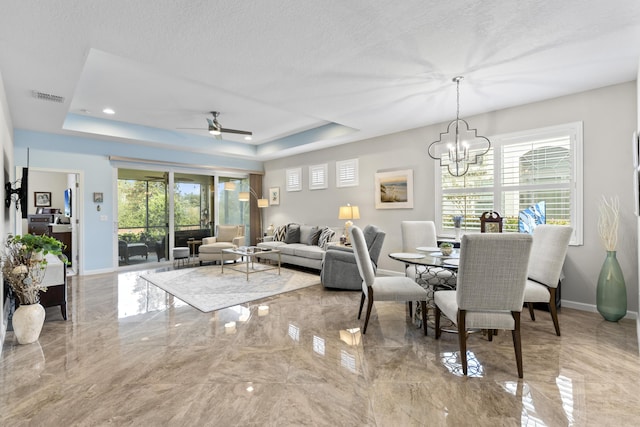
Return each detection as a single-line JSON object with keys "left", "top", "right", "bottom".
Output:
{"left": 338, "top": 204, "right": 360, "bottom": 244}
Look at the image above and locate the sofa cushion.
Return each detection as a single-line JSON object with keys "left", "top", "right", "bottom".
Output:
{"left": 292, "top": 244, "right": 325, "bottom": 261}
{"left": 284, "top": 223, "right": 301, "bottom": 243}
{"left": 309, "top": 228, "right": 322, "bottom": 246}
{"left": 257, "top": 241, "right": 287, "bottom": 250}
{"left": 299, "top": 225, "right": 319, "bottom": 245}
{"left": 273, "top": 225, "right": 287, "bottom": 241}
{"left": 318, "top": 227, "right": 336, "bottom": 250}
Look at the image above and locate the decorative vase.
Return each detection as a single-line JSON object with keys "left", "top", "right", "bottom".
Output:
{"left": 266, "top": 224, "right": 274, "bottom": 236}
{"left": 454, "top": 227, "right": 461, "bottom": 242}
{"left": 12, "top": 303, "right": 46, "bottom": 344}
{"left": 596, "top": 251, "right": 627, "bottom": 322}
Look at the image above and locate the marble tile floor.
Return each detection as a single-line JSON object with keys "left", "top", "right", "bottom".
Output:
{"left": 1, "top": 266, "right": 640, "bottom": 426}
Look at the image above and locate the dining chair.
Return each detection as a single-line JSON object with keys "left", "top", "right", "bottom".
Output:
{"left": 350, "top": 225, "right": 430, "bottom": 335}
{"left": 524, "top": 225, "right": 573, "bottom": 336}
{"left": 400, "top": 221, "right": 456, "bottom": 286}
{"left": 434, "top": 233, "right": 533, "bottom": 378}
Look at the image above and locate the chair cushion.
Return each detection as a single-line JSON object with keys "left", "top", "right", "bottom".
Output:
{"left": 198, "top": 242, "right": 235, "bottom": 254}
{"left": 434, "top": 290, "right": 516, "bottom": 330}
{"left": 524, "top": 279, "right": 550, "bottom": 303}
{"left": 217, "top": 225, "right": 239, "bottom": 242}
{"left": 371, "top": 276, "right": 429, "bottom": 301}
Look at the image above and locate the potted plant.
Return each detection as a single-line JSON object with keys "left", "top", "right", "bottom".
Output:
{"left": 2, "top": 234, "right": 65, "bottom": 344}
{"left": 439, "top": 241, "right": 454, "bottom": 256}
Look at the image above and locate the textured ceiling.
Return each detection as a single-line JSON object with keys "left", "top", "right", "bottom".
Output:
{"left": 0, "top": 0, "right": 639, "bottom": 160}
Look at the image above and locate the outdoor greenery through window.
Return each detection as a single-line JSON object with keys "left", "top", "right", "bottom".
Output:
{"left": 118, "top": 172, "right": 167, "bottom": 245}
{"left": 437, "top": 122, "right": 582, "bottom": 245}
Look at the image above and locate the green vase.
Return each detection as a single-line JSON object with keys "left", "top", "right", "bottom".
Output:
{"left": 596, "top": 251, "right": 627, "bottom": 322}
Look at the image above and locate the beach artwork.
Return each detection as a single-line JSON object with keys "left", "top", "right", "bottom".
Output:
{"left": 375, "top": 169, "right": 414, "bottom": 209}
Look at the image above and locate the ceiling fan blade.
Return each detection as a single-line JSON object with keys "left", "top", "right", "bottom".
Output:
{"left": 220, "top": 127, "right": 253, "bottom": 136}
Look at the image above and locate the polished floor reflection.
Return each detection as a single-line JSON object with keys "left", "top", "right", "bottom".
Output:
{"left": 1, "top": 266, "right": 640, "bottom": 426}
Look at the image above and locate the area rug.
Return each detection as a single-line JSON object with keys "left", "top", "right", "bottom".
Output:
{"left": 140, "top": 264, "right": 320, "bottom": 313}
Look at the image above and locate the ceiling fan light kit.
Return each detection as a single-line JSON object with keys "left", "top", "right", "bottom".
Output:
{"left": 178, "top": 111, "right": 252, "bottom": 139}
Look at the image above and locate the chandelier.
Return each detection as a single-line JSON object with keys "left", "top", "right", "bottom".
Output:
{"left": 427, "top": 76, "right": 491, "bottom": 177}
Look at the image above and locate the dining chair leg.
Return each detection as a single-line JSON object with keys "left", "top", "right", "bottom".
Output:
{"left": 358, "top": 292, "right": 366, "bottom": 319}
{"left": 528, "top": 302, "right": 536, "bottom": 321}
{"left": 435, "top": 306, "right": 442, "bottom": 339}
{"left": 420, "top": 300, "right": 428, "bottom": 336}
{"left": 362, "top": 297, "right": 374, "bottom": 334}
{"left": 548, "top": 288, "right": 561, "bottom": 336}
{"left": 408, "top": 301, "right": 413, "bottom": 318}
{"left": 458, "top": 310, "right": 468, "bottom": 376}
{"left": 511, "top": 311, "right": 523, "bottom": 378}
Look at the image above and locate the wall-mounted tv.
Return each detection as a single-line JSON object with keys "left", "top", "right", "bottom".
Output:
{"left": 5, "top": 167, "right": 28, "bottom": 218}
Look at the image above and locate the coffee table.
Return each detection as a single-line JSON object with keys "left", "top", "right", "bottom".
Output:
{"left": 221, "top": 247, "right": 281, "bottom": 280}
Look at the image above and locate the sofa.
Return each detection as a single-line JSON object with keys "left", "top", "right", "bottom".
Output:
{"left": 320, "top": 224, "right": 386, "bottom": 290}
{"left": 198, "top": 225, "right": 245, "bottom": 265}
{"left": 256, "top": 223, "right": 339, "bottom": 270}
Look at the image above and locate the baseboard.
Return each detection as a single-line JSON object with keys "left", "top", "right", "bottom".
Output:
{"left": 1, "top": 294, "right": 10, "bottom": 354}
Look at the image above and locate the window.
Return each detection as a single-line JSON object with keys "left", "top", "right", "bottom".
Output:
{"left": 286, "top": 168, "right": 302, "bottom": 192}
{"left": 309, "top": 164, "right": 328, "bottom": 190}
{"left": 436, "top": 122, "right": 583, "bottom": 245}
{"left": 336, "top": 159, "right": 359, "bottom": 188}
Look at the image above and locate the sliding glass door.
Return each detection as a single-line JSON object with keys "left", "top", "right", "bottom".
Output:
{"left": 117, "top": 169, "right": 249, "bottom": 267}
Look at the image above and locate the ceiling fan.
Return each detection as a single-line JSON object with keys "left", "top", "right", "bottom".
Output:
{"left": 178, "top": 111, "right": 252, "bottom": 139}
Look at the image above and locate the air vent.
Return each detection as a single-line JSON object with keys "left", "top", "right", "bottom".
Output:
{"left": 31, "top": 90, "right": 65, "bottom": 103}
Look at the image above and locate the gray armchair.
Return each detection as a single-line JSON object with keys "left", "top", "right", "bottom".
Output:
{"left": 320, "top": 224, "right": 386, "bottom": 290}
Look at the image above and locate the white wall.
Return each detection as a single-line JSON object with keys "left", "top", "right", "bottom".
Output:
{"left": 0, "top": 70, "right": 15, "bottom": 349}
{"left": 263, "top": 81, "right": 639, "bottom": 314}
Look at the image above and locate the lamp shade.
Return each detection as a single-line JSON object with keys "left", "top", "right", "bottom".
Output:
{"left": 257, "top": 198, "right": 269, "bottom": 208}
{"left": 238, "top": 192, "right": 250, "bottom": 201}
{"left": 338, "top": 204, "right": 360, "bottom": 220}
{"left": 224, "top": 182, "right": 236, "bottom": 191}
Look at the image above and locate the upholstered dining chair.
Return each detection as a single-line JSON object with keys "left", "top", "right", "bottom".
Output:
{"left": 524, "top": 225, "right": 573, "bottom": 336}
{"left": 401, "top": 221, "right": 456, "bottom": 285}
{"left": 350, "top": 225, "right": 430, "bottom": 335}
{"left": 434, "top": 233, "right": 533, "bottom": 378}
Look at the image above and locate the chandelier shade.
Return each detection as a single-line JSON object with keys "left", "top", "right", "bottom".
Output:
{"left": 427, "top": 76, "right": 491, "bottom": 177}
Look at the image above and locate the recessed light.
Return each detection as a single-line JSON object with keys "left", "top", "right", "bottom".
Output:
{"left": 244, "top": 136, "right": 252, "bottom": 141}
{"left": 103, "top": 108, "right": 115, "bottom": 115}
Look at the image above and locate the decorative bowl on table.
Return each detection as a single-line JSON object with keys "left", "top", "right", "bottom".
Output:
{"left": 439, "top": 242, "right": 454, "bottom": 256}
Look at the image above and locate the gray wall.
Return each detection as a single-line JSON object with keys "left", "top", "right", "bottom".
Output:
{"left": 263, "top": 81, "right": 639, "bottom": 314}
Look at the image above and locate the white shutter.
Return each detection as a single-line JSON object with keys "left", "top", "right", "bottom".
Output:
{"left": 309, "top": 164, "right": 328, "bottom": 190}
{"left": 336, "top": 159, "right": 359, "bottom": 188}
{"left": 286, "top": 168, "right": 302, "bottom": 192}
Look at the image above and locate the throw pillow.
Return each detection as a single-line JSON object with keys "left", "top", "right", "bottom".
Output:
{"left": 309, "top": 228, "right": 322, "bottom": 246}
{"left": 217, "top": 225, "right": 238, "bottom": 242}
{"left": 284, "top": 223, "right": 301, "bottom": 244}
{"left": 317, "top": 227, "right": 336, "bottom": 250}
{"left": 273, "top": 225, "right": 287, "bottom": 242}
{"left": 299, "top": 225, "right": 319, "bottom": 245}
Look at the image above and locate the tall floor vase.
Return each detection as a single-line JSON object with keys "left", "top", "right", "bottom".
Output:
{"left": 596, "top": 251, "right": 627, "bottom": 322}
{"left": 12, "top": 303, "right": 46, "bottom": 344}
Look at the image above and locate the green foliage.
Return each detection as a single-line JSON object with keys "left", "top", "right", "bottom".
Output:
{"left": 7, "top": 234, "right": 65, "bottom": 256}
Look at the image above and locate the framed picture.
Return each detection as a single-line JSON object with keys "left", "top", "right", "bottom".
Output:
{"left": 34, "top": 191, "right": 51, "bottom": 207}
{"left": 374, "top": 169, "right": 413, "bottom": 209}
{"left": 93, "top": 192, "right": 104, "bottom": 203}
{"left": 269, "top": 187, "right": 280, "bottom": 205}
